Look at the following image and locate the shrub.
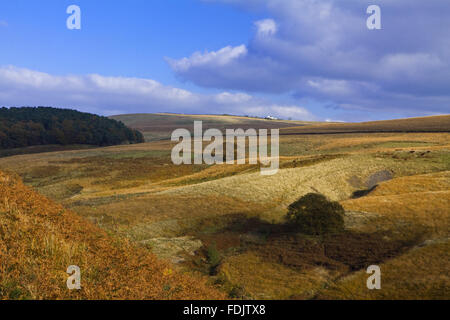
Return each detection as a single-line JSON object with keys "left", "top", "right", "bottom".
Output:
{"left": 229, "top": 285, "right": 246, "bottom": 299}
{"left": 207, "top": 242, "right": 222, "bottom": 275}
{"left": 286, "top": 193, "right": 345, "bottom": 235}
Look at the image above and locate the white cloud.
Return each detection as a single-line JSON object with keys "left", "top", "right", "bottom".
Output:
{"left": 241, "top": 104, "right": 315, "bottom": 120}
{"left": 377, "top": 53, "right": 444, "bottom": 78}
{"left": 255, "top": 19, "right": 277, "bottom": 37}
{"left": 214, "top": 92, "right": 252, "bottom": 104}
{"left": 270, "top": 105, "right": 313, "bottom": 119}
{"left": 166, "top": 45, "right": 247, "bottom": 72}
{"left": 0, "top": 65, "right": 315, "bottom": 120}
{"left": 307, "top": 79, "right": 355, "bottom": 96}
{"left": 172, "top": 0, "right": 450, "bottom": 115}
{"left": 0, "top": 20, "right": 7, "bottom": 27}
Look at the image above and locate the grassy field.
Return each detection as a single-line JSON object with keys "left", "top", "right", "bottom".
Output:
{"left": 281, "top": 115, "right": 450, "bottom": 135}
{"left": 0, "top": 170, "right": 224, "bottom": 299}
{"left": 0, "top": 114, "right": 449, "bottom": 299}
{"left": 110, "top": 113, "right": 317, "bottom": 141}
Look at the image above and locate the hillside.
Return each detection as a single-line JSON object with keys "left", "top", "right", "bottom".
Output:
{"left": 0, "top": 114, "right": 448, "bottom": 300}
{"left": 0, "top": 170, "right": 224, "bottom": 300}
{"left": 110, "top": 113, "right": 315, "bottom": 141}
{"left": 0, "top": 107, "right": 144, "bottom": 150}
{"left": 281, "top": 115, "right": 450, "bottom": 135}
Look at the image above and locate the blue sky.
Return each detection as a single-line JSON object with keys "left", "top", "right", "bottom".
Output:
{"left": 0, "top": 1, "right": 256, "bottom": 83}
{"left": 0, "top": 0, "right": 449, "bottom": 121}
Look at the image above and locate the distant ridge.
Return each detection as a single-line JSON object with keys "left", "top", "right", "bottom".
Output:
{"left": 110, "top": 113, "right": 317, "bottom": 142}
{"left": 280, "top": 115, "right": 450, "bottom": 135}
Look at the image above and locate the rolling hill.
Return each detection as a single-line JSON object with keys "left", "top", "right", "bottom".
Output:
{"left": 110, "top": 113, "right": 316, "bottom": 141}
{"left": 0, "top": 113, "right": 449, "bottom": 300}
{"left": 0, "top": 170, "right": 224, "bottom": 300}
{"left": 280, "top": 115, "right": 450, "bottom": 135}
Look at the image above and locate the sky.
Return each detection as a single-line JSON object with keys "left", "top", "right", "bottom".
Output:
{"left": 0, "top": 0, "right": 449, "bottom": 122}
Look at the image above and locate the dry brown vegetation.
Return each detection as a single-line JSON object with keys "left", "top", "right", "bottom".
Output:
{"left": 281, "top": 115, "right": 450, "bottom": 135}
{"left": 0, "top": 114, "right": 449, "bottom": 300}
{"left": 0, "top": 170, "right": 225, "bottom": 300}
{"left": 111, "top": 113, "right": 316, "bottom": 141}
{"left": 317, "top": 241, "right": 449, "bottom": 300}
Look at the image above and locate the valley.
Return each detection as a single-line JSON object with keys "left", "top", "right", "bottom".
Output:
{"left": 1, "top": 114, "right": 449, "bottom": 299}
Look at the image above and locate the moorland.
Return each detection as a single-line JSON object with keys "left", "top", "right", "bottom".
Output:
{"left": 0, "top": 113, "right": 449, "bottom": 299}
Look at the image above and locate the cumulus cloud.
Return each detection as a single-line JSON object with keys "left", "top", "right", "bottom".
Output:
{"left": 167, "top": 45, "right": 247, "bottom": 72}
{"left": 170, "top": 0, "right": 450, "bottom": 115}
{"left": 270, "top": 105, "right": 312, "bottom": 119}
{"left": 255, "top": 19, "right": 277, "bottom": 37}
{"left": 0, "top": 65, "right": 315, "bottom": 120}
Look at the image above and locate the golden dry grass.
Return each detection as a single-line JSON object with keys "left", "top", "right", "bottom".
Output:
{"left": 341, "top": 172, "right": 450, "bottom": 238}
{"left": 69, "top": 193, "right": 268, "bottom": 240}
{"left": 111, "top": 113, "right": 314, "bottom": 141}
{"left": 281, "top": 115, "right": 450, "bottom": 134}
{"left": 219, "top": 252, "right": 338, "bottom": 300}
{"left": 0, "top": 128, "right": 449, "bottom": 300}
{"left": 317, "top": 241, "right": 449, "bottom": 300}
{"left": 364, "top": 171, "right": 450, "bottom": 196}
{"left": 279, "top": 132, "right": 450, "bottom": 158}
{"left": 0, "top": 170, "right": 225, "bottom": 300}
{"left": 161, "top": 152, "right": 448, "bottom": 212}
{"left": 315, "top": 133, "right": 450, "bottom": 152}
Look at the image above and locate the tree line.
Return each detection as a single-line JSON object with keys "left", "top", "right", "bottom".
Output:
{"left": 0, "top": 107, "right": 144, "bottom": 149}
